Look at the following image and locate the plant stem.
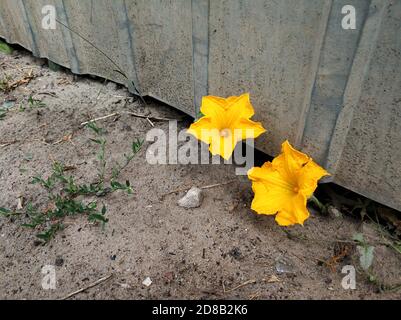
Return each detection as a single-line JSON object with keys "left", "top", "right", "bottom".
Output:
{"left": 309, "top": 194, "right": 326, "bottom": 214}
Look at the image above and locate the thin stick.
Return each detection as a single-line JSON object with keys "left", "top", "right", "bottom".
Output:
{"left": 60, "top": 274, "right": 113, "bottom": 300}
{"left": 146, "top": 117, "right": 155, "bottom": 127}
{"left": 125, "top": 111, "right": 178, "bottom": 122}
{"left": 249, "top": 292, "right": 261, "bottom": 300}
{"left": 81, "top": 113, "right": 119, "bottom": 126}
{"left": 1, "top": 138, "right": 50, "bottom": 147}
{"left": 224, "top": 276, "right": 280, "bottom": 294}
{"left": 52, "top": 133, "right": 73, "bottom": 145}
{"left": 224, "top": 279, "right": 256, "bottom": 293}
{"left": 0, "top": 140, "right": 19, "bottom": 148}
{"left": 92, "top": 88, "right": 103, "bottom": 109}
{"left": 35, "top": 91, "right": 58, "bottom": 98}
{"left": 201, "top": 180, "right": 237, "bottom": 190}
{"left": 80, "top": 111, "right": 177, "bottom": 127}
{"left": 161, "top": 180, "right": 237, "bottom": 198}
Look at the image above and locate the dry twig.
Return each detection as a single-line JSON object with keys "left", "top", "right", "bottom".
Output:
{"left": 161, "top": 180, "right": 237, "bottom": 198}
{"left": 60, "top": 274, "right": 113, "bottom": 300}
{"left": 125, "top": 111, "right": 179, "bottom": 122}
{"left": 80, "top": 113, "right": 119, "bottom": 126}
{"left": 224, "top": 276, "right": 280, "bottom": 294}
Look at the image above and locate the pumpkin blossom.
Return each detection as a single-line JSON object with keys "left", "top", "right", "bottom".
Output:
{"left": 187, "top": 93, "right": 266, "bottom": 160}
{"left": 247, "top": 140, "right": 329, "bottom": 226}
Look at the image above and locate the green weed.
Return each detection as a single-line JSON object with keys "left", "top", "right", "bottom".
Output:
{"left": 27, "top": 95, "right": 46, "bottom": 109}
{"left": 0, "top": 40, "right": 13, "bottom": 55}
{"left": 0, "top": 122, "right": 143, "bottom": 244}
{"left": 0, "top": 75, "right": 11, "bottom": 92}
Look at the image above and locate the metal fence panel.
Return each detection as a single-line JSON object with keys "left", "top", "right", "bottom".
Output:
{"left": 0, "top": 0, "right": 400, "bottom": 211}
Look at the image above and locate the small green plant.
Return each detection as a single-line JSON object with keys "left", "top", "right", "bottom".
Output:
{"left": 27, "top": 95, "right": 46, "bottom": 109}
{"left": 0, "top": 109, "right": 6, "bottom": 120}
{"left": 0, "top": 75, "right": 11, "bottom": 92}
{"left": 352, "top": 233, "right": 375, "bottom": 271}
{"left": 0, "top": 207, "right": 17, "bottom": 217}
{"left": 351, "top": 232, "right": 380, "bottom": 289}
{"left": 87, "top": 121, "right": 144, "bottom": 193}
{"left": 0, "top": 122, "right": 143, "bottom": 243}
{"left": 2, "top": 162, "right": 110, "bottom": 243}
{"left": 18, "top": 96, "right": 46, "bottom": 112}
{"left": 350, "top": 230, "right": 401, "bottom": 293}
{"left": 308, "top": 195, "right": 329, "bottom": 215}
{"left": 111, "top": 138, "right": 144, "bottom": 184}
{"left": 87, "top": 122, "right": 107, "bottom": 183}
{"left": 0, "top": 40, "right": 13, "bottom": 55}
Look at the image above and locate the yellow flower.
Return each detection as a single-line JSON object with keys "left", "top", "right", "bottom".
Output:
{"left": 247, "top": 140, "right": 329, "bottom": 226}
{"left": 187, "top": 93, "right": 266, "bottom": 160}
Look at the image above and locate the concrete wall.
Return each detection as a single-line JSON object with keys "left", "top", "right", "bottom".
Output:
{"left": 0, "top": 0, "right": 400, "bottom": 211}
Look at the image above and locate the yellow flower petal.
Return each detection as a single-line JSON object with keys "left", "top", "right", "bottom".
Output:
{"left": 281, "top": 140, "right": 310, "bottom": 168}
{"left": 200, "top": 96, "right": 226, "bottom": 118}
{"left": 298, "top": 161, "right": 329, "bottom": 198}
{"left": 225, "top": 93, "right": 255, "bottom": 119}
{"left": 275, "top": 194, "right": 309, "bottom": 226}
{"left": 272, "top": 140, "right": 309, "bottom": 180}
{"left": 187, "top": 117, "right": 216, "bottom": 144}
{"left": 234, "top": 118, "right": 266, "bottom": 140}
{"left": 188, "top": 93, "right": 266, "bottom": 160}
{"left": 209, "top": 135, "right": 236, "bottom": 160}
{"left": 248, "top": 164, "right": 296, "bottom": 215}
{"left": 210, "top": 94, "right": 254, "bottom": 129}
{"left": 248, "top": 140, "right": 329, "bottom": 226}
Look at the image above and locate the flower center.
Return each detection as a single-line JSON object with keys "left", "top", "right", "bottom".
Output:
{"left": 219, "top": 128, "right": 231, "bottom": 137}
{"left": 293, "top": 186, "right": 299, "bottom": 193}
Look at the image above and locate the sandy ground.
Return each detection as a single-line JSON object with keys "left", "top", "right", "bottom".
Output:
{"left": 0, "top": 49, "right": 400, "bottom": 300}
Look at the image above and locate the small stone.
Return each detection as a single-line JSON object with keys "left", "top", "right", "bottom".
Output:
{"left": 163, "top": 271, "right": 175, "bottom": 283}
{"left": 2, "top": 101, "right": 15, "bottom": 109}
{"left": 33, "top": 240, "right": 42, "bottom": 247}
{"left": 266, "top": 275, "right": 280, "bottom": 283}
{"left": 228, "top": 247, "right": 242, "bottom": 260}
{"left": 106, "top": 81, "right": 118, "bottom": 91}
{"left": 123, "top": 124, "right": 132, "bottom": 131}
{"left": 275, "top": 256, "right": 296, "bottom": 274}
{"left": 55, "top": 257, "right": 64, "bottom": 267}
{"left": 227, "top": 202, "right": 238, "bottom": 212}
{"left": 177, "top": 187, "right": 203, "bottom": 209}
{"left": 142, "top": 277, "right": 152, "bottom": 287}
{"left": 16, "top": 196, "right": 24, "bottom": 210}
{"left": 328, "top": 206, "right": 342, "bottom": 219}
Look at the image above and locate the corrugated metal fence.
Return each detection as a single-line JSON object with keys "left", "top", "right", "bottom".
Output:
{"left": 0, "top": 0, "right": 400, "bottom": 211}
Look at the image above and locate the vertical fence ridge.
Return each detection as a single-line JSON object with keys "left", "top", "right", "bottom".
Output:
{"left": 191, "top": 0, "right": 209, "bottom": 115}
